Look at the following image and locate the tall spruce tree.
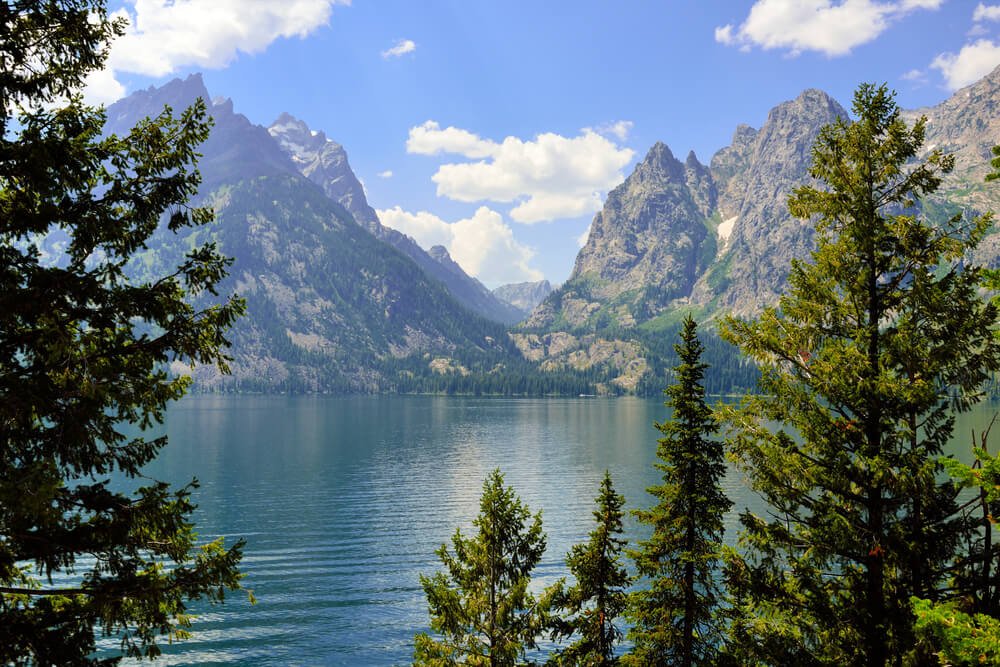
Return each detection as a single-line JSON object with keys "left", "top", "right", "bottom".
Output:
{"left": 624, "top": 315, "right": 731, "bottom": 667}
{"left": 549, "top": 471, "right": 630, "bottom": 666}
{"left": 0, "top": 1, "right": 247, "bottom": 663}
{"left": 719, "top": 83, "right": 1000, "bottom": 666}
{"left": 415, "top": 469, "right": 551, "bottom": 666}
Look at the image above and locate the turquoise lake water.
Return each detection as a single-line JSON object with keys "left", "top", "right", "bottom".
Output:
{"left": 106, "top": 395, "right": 996, "bottom": 665}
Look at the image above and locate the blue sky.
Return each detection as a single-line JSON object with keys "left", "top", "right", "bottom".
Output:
{"left": 93, "top": 1, "right": 1000, "bottom": 288}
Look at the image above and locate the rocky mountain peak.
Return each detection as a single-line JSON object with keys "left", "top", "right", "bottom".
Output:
{"left": 632, "top": 141, "right": 686, "bottom": 185}
{"left": 267, "top": 113, "right": 376, "bottom": 231}
{"left": 428, "top": 245, "right": 451, "bottom": 262}
{"left": 105, "top": 73, "right": 210, "bottom": 132}
{"left": 901, "top": 62, "right": 1000, "bottom": 215}
{"left": 268, "top": 112, "right": 335, "bottom": 160}
{"left": 492, "top": 280, "right": 554, "bottom": 317}
{"left": 105, "top": 74, "right": 296, "bottom": 192}
{"left": 694, "top": 88, "right": 848, "bottom": 314}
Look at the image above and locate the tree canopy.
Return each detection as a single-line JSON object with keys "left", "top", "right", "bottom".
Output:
{"left": 0, "top": 1, "right": 247, "bottom": 663}
{"left": 626, "top": 315, "right": 731, "bottom": 667}
{"left": 415, "top": 469, "right": 550, "bottom": 666}
{"left": 719, "top": 83, "right": 1000, "bottom": 666}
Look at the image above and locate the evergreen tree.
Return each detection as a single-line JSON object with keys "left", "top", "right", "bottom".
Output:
{"left": 0, "top": 1, "right": 247, "bottom": 663}
{"left": 415, "top": 469, "right": 550, "bottom": 666}
{"left": 624, "top": 315, "right": 731, "bottom": 667}
{"left": 548, "top": 471, "right": 630, "bottom": 666}
{"left": 719, "top": 83, "right": 1000, "bottom": 666}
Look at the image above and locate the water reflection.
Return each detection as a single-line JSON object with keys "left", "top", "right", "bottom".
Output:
{"left": 117, "top": 395, "right": 999, "bottom": 666}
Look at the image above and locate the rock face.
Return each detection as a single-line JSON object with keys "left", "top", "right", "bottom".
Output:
{"left": 108, "top": 76, "right": 514, "bottom": 392}
{"left": 903, "top": 64, "right": 1000, "bottom": 214}
{"left": 694, "top": 89, "right": 848, "bottom": 314}
{"left": 267, "top": 114, "right": 523, "bottom": 324}
{"left": 492, "top": 280, "right": 554, "bottom": 317}
{"left": 901, "top": 64, "right": 1000, "bottom": 267}
{"left": 528, "top": 143, "right": 714, "bottom": 331}
{"left": 104, "top": 74, "right": 296, "bottom": 191}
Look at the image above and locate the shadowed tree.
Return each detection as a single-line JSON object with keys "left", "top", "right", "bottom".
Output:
{"left": 548, "top": 471, "right": 630, "bottom": 665}
{"left": 624, "top": 315, "right": 731, "bottom": 667}
{"left": 0, "top": 1, "right": 248, "bottom": 663}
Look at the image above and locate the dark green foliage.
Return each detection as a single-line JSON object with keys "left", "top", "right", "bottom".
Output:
{"left": 415, "top": 469, "right": 552, "bottom": 666}
{"left": 719, "top": 83, "right": 1000, "bottom": 666}
{"left": 0, "top": 1, "right": 247, "bottom": 663}
{"left": 625, "top": 316, "right": 731, "bottom": 667}
{"left": 548, "top": 471, "right": 630, "bottom": 665}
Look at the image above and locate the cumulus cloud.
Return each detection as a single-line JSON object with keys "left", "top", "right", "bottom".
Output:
{"left": 378, "top": 170, "right": 393, "bottom": 178}
{"left": 587, "top": 120, "right": 634, "bottom": 141}
{"left": 376, "top": 206, "right": 543, "bottom": 286}
{"left": 577, "top": 223, "right": 592, "bottom": 248}
{"left": 406, "top": 120, "right": 498, "bottom": 158}
{"left": 85, "top": 0, "right": 346, "bottom": 103}
{"left": 974, "top": 3, "right": 1000, "bottom": 22}
{"left": 407, "top": 122, "right": 634, "bottom": 224}
{"left": 715, "top": 0, "right": 942, "bottom": 57}
{"left": 901, "top": 68, "right": 925, "bottom": 81}
{"left": 932, "top": 39, "right": 1000, "bottom": 90}
{"left": 381, "top": 38, "right": 416, "bottom": 59}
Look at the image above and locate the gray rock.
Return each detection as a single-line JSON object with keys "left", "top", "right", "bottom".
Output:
{"left": 267, "top": 114, "right": 524, "bottom": 324}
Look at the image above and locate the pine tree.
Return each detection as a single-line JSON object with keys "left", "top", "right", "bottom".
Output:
{"left": 719, "top": 83, "right": 1000, "bottom": 665}
{"left": 624, "top": 315, "right": 731, "bottom": 667}
{"left": 549, "top": 471, "right": 630, "bottom": 666}
{"left": 415, "top": 469, "right": 551, "bottom": 666}
{"left": 0, "top": 1, "right": 247, "bottom": 663}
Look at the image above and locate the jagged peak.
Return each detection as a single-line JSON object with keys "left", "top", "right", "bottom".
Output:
{"left": 630, "top": 140, "right": 686, "bottom": 184}
{"left": 645, "top": 141, "right": 676, "bottom": 161}
{"left": 766, "top": 88, "right": 846, "bottom": 124}
{"left": 268, "top": 112, "right": 333, "bottom": 147}
{"left": 428, "top": 245, "right": 452, "bottom": 262}
{"left": 685, "top": 149, "right": 708, "bottom": 172}
{"left": 731, "top": 123, "right": 758, "bottom": 142}
{"left": 144, "top": 72, "right": 210, "bottom": 105}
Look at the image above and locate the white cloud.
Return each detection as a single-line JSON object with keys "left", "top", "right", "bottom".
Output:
{"left": 406, "top": 120, "right": 498, "bottom": 158}
{"left": 381, "top": 38, "right": 416, "bottom": 59}
{"left": 378, "top": 170, "right": 393, "bottom": 178}
{"left": 901, "top": 68, "right": 926, "bottom": 83}
{"left": 577, "top": 223, "right": 592, "bottom": 248}
{"left": 376, "top": 206, "right": 543, "bottom": 286}
{"left": 587, "top": 120, "right": 634, "bottom": 141}
{"left": 974, "top": 3, "right": 1000, "bottom": 22}
{"left": 85, "top": 0, "right": 346, "bottom": 103}
{"left": 407, "top": 122, "right": 634, "bottom": 224}
{"left": 83, "top": 67, "right": 126, "bottom": 104}
{"left": 932, "top": 39, "right": 1000, "bottom": 90}
{"left": 715, "top": 0, "right": 942, "bottom": 57}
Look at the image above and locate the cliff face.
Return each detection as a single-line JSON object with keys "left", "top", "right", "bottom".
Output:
{"left": 109, "top": 76, "right": 515, "bottom": 392}
{"left": 267, "top": 114, "right": 524, "bottom": 324}
{"left": 695, "top": 89, "right": 848, "bottom": 314}
{"left": 492, "top": 280, "right": 554, "bottom": 317}
{"left": 528, "top": 142, "right": 713, "bottom": 331}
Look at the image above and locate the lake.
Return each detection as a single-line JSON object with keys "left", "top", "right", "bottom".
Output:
{"left": 110, "top": 395, "right": 996, "bottom": 665}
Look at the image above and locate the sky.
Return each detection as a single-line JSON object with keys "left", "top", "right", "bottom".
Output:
{"left": 90, "top": 0, "right": 1000, "bottom": 288}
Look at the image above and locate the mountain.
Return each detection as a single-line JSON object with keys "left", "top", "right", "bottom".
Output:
{"left": 107, "top": 68, "right": 1000, "bottom": 395}
{"left": 527, "top": 143, "right": 714, "bottom": 333}
{"left": 693, "top": 89, "right": 848, "bottom": 314}
{"left": 107, "top": 75, "right": 526, "bottom": 392}
{"left": 266, "top": 113, "right": 524, "bottom": 324}
{"left": 529, "top": 88, "right": 848, "bottom": 332}
{"left": 492, "top": 280, "right": 554, "bottom": 317}
{"left": 902, "top": 64, "right": 1000, "bottom": 266}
